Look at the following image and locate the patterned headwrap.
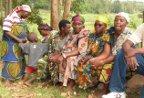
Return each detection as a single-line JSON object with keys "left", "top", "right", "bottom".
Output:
{"left": 71, "top": 14, "right": 85, "bottom": 24}
{"left": 95, "top": 16, "right": 109, "bottom": 25}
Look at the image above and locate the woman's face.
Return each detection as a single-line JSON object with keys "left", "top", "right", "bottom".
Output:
{"left": 72, "top": 21, "right": 83, "bottom": 34}
{"left": 39, "top": 30, "right": 50, "bottom": 37}
{"left": 63, "top": 24, "right": 71, "bottom": 35}
{"left": 94, "top": 21, "right": 106, "bottom": 34}
{"left": 20, "top": 11, "right": 30, "bottom": 19}
{"left": 114, "top": 16, "right": 127, "bottom": 32}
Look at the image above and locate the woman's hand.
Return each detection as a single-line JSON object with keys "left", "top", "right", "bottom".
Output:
{"left": 49, "top": 53, "right": 63, "bottom": 63}
{"left": 18, "top": 38, "right": 27, "bottom": 43}
{"left": 125, "top": 56, "right": 139, "bottom": 71}
{"left": 79, "top": 55, "right": 92, "bottom": 64}
{"left": 89, "top": 58, "right": 104, "bottom": 68}
{"left": 125, "top": 48, "right": 137, "bottom": 58}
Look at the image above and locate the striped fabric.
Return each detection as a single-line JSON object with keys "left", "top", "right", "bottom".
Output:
{"left": 3, "top": 11, "right": 21, "bottom": 32}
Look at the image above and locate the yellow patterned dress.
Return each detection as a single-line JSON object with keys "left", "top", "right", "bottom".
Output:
{"left": 76, "top": 33, "right": 112, "bottom": 89}
{"left": 0, "top": 23, "right": 28, "bottom": 80}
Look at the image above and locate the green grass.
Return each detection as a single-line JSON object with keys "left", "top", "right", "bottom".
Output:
{"left": 0, "top": 82, "right": 90, "bottom": 98}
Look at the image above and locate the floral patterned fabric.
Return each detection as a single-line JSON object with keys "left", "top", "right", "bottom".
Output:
{"left": 88, "top": 33, "right": 110, "bottom": 56}
{"left": 62, "top": 29, "right": 90, "bottom": 86}
{"left": 76, "top": 32, "right": 112, "bottom": 89}
{"left": 1, "top": 23, "right": 28, "bottom": 80}
{"left": 48, "top": 32, "right": 72, "bottom": 83}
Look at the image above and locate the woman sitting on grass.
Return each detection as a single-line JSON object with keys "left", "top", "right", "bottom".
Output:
{"left": 60, "top": 14, "right": 90, "bottom": 97}
{"left": 76, "top": 16, "right": 111, "bottom": 90}
{"left": 90, "top": 12, "right": 132, "bottom": 98}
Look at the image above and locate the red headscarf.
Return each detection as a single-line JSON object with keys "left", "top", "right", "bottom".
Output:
{"left": 72, "top": 14, "right": 85, "bottom": 24}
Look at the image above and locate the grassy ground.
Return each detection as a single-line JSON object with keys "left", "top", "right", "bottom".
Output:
{"left": 0, "top": 81, "right": 90, "bottom": 98}
{"left": 0, "top": 80, "right": 140, "bottom": 98}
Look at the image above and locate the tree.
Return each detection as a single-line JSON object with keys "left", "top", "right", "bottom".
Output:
{"left": 51, "top": 0, "right": 72, "bottom": 29}
{"left": 51, "top": 0, "right": 59, "bottom": 29}
{"left": 63, "top": 0, "right": 72, "bottom": 19}
{"left": 4, "top": 0, "right": 12, "bottom": 16}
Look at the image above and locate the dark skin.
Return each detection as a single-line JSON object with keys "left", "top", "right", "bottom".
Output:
{"left": 5, "top": 10, "right": 31, "bottom": 43}
{"left": 85, "top": 21, "right": 111, "bottom": 67}
{"left": 123, "top": 40, "right": 144, "bottom": 71}
{"left": 39, "top": 29, "right": 50, "bottom": 37}
{"left": 61, "top": 21, "right": 85, "bottom": 58}
{"left": 89, "top": 43, "right": 111, "bottom": 67}
{"left": 49, "top": 23, "right": 71, "bottom": 62}
{"left": 96, "top": 15, "right": 129, "bottom": 66}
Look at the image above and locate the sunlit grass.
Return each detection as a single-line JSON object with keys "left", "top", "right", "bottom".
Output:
{"left": 0, "top": 82, "right": 90, "bottom": 98}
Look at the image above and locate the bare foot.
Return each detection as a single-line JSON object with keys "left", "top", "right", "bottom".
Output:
{"left": 4, "top": 80, "right": 13, "bottom": 87}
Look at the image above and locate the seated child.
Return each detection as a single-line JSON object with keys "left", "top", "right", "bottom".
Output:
{"left": 37, "top": 23, "right": 56, "bottom": 80}
{"left": 38, "top": 23, "right": 53, "bottom": 43}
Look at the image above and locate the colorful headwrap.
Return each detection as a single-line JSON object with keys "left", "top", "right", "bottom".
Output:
{"left": 95, "top": 16, "right": 109, "bottom": 25}
{"left": 38, "top": 23, "right": 53, "bottom": 31}
{"left": 115, "top": 12, "right": 130, "bottom": 23}
{"left": 12, "top": 5, "right": 31, "bottom": 13}
{"left": 71, "top": 14, "right": 85, "bottom": 24}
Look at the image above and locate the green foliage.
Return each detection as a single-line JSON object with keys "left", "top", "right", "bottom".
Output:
{"left": 71, "top": 0, "right": 86, "bottom": 13}
{"left": 12, "top": 0, "right": 51, "bottom": 10}
{"left": 71, "top": 0, "right": 144, "bottom": 14}
{"left": 129, "top": 13, "right": 143, "bottom": 29}
{"left": 28, "top": 8, "right": 43, "bottom": 25}
{"left": 111, "top": 1, "right": 123, "bottom": 13}
{"left": 34, "top": 0, "right": 50, "bottom": 9}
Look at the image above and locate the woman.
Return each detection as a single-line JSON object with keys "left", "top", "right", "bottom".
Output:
{"left": 101, "top": 12, "right": 132, "bottom": 98}
{"left": 91, "top": 12, "right": 131, "bottom": 84}
{"left": 76, "top": 16, "right": 111, "bottom": 89}
{"left": 48, "top": 19, "right": 72, "bottom": 84}
{"left": 88, "top": 12, "right": 131, "bottom": 98}
{"left": 0, "top": 5, "right": 31, "bottom": 84}
{"left": 60, "top": 14, "right": 90, "bottom": 96}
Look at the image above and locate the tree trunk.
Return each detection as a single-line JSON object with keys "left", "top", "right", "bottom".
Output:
{"left": 63, "top": 0, "right": 72, "bottom": 19}
{"left": 50, "top": 0, "right": 59, "bottom": 30}
{"left": 4, "top": 0, "right": 12, "bottom": 16}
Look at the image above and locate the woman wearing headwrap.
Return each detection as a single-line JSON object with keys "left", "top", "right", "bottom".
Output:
{"left": 101, "top": 12, "right": 132, "bottom": 98}
{"left": 75, "top": 15, "right": 112, "bottom": 90}
{"left": 0, "top": 5, "right": 31, "bottom": 84}
{"left": 60, "top": 14, "right": 90, "bottom": 96}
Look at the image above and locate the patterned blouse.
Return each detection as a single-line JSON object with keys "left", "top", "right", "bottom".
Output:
{"left": 108, "top": 27, "right": 132, "bottom": 55}
{"left": 88, "top": 32, "right": 111, "bottom": 57}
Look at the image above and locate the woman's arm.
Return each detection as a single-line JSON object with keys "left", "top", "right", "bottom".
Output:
{"left": 93, "top": 43, "right": 111, "bottom": 60}
{"left": 102, "top": 54, "right": 115, "bottom": 64}
{"left": 123, "top": 40, "right": 139, "bottom": 70}
{"left": 89, "top": 43, "right": 111, "bottom": 66}
{"left": 5, "top": 31, "right": 26, "bottom": 43}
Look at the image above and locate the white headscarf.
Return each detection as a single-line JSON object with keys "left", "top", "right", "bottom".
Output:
{"left": 12, "top": 4, "right": 31, "bottom": 13}
{"left": 116, "top": 12, "right": 130, "bottom": 23}
{"left": 21, "top": 5, "right": 31, "bottom": 12}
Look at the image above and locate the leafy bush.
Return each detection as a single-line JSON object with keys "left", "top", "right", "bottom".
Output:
{"left": 28, "top": 8, "right": 43, "bottom": 25}
{"left": 129, "top": 13, "right": 143, "bottom": 29}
